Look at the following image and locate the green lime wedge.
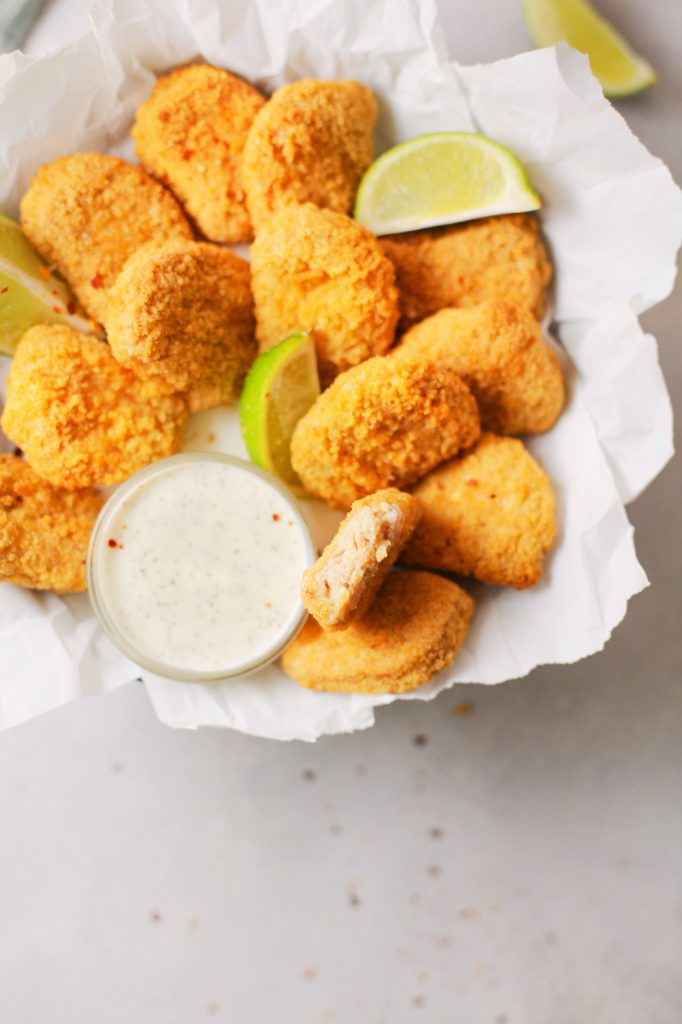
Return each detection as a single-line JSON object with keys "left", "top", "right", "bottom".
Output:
{"left": 523, "top": 0, "right": 656, "bottom": 98}
{"left": 0, "top": 213, "right": 92, "bottom": 357}
{"left": 354, "top": 132, "right": 541, "bottom": 236}
{"left": 239, "top": 332, "right": 320, "bottom": 493}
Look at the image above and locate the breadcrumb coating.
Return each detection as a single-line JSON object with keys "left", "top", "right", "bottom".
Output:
{"left": 0, "top": 455, "right": 103, "bottom": 593}
{"left": 1, "top": 325, "right": 188, "bottom": 490}
{"left": 282, "top": 570, "right": 474, "bottom": 694}
{"left": 290, "top": 357, "right": 481, "bottom": 509}
{"left": 301, "top": 488, "right": 421, "bottom": 631}
{"left": 380, "top": 214, "right": 552, "bottom": 329}
{"left": 243, "top": 79, "right": 377, "bottom": 231}
{"left": 20, "top": 152, "right": 192, "bottom": 324}
{"left": 133, "top": 64, "right": 265, "bottom": 243}
{"left": 393, "top": 301, "right": 565, "bottom": 435}
{"left": 106, "top": 240, "right": 256, "bottom": 413}
{"left": 250, "top": 203, "right": 398, "bottom": 386}
{"left": 402, "top": 433, "right": 557, "bottom": 588}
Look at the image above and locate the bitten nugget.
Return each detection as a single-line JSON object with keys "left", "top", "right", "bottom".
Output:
{"left": 402, "top": 433, "right": 557, "bottom": 588}
{"left": 250, "top": 203, "right": 398, "bottom": 386}
{"left": 133, "top": 65, "right": 265, "bottom": 243}
{"left": 302, "top": 489, "right": 420, "bottom": 631}
{"left": 393, "top": 301, "right": 565, "bottom": 435}
{"left": 282, "top": 570, "right": 474, "bottom": 694}
{"left": 380, "top": 214, "right": 552, "bottom": 328}
{"left": 243, "top": 79, "right": 377, "bottom": 231}
{"left": 291, "top": 357, "right": 481, "bottom": 509}
{"left": 106, "top": 240, "right": 256, "bottom": 413}
{"left": 0, "top": 456, "right": 103, "bottom": 593}
{"left": 20, "top": 152, "right": 192, "bottom": 323}
{"left": 1, "top": 325, "right": 188, "bottom": 490}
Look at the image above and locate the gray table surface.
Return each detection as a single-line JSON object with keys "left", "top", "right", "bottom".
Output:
{"left": 1, "top": 1, "right": 680, "bottom": 1022}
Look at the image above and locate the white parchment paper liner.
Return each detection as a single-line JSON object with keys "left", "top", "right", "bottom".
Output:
{"left": 0, "top": 0, "right": 680, "bottom": 740}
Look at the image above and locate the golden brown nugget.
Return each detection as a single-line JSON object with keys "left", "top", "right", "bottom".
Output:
{"left": 380, "top": 213, "right": 552, "bottom": 328}
{"left": 290, "top": 357, "right": 481, "bottom": 509}
{"left": 250, "top": 203, "right": 398, "bottom": 386}
{"left": 20, "top": 152, "right": 192, "bottom": 323}
{"left": 243, "top": 79, "right": 377, "bottom": 231}
{"left": 107, "top": 240, "right": 256, "bottom": 413}
{"left": 301, "top": 489, "right": 421, "bottom": 631}
{"left": 0, "top": 455, "right": 103, "bottom": 593}
{"left": 1, "top": 325, "right": 188, "bottom": 490}
{"left": 282, "top": 570, "right": 474, "bottom": 694}
{"left": 133, "top": 64, "right": 265, "bottom": 244}
{"left": 393, "top": 301, "right": 565, "bottom": 435}
{"left": 402, "top": 433, "right": 557, "bottom": 589}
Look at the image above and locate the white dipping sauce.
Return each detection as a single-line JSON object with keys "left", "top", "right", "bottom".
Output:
{"left": 89, "top": 456, "right": 313, "bottom": 678}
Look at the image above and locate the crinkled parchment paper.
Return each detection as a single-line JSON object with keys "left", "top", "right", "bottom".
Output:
{"left": 0, "top": 0, "right": 680, "bottom": 740}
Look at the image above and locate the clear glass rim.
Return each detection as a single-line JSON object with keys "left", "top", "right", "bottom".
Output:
{"left": 87, "top": 453, "right": 316, "bottom": 682}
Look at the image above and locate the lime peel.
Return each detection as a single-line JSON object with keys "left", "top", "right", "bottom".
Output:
{"left": 0, "top": 213, "right": 92, "bottom": 357}
{"left": 523, "top": 0, "right": 656, "bottom": 98}
{"left": 239, "top": 332, "right": 320, "bottom": 494}
{"left": 354, "top": 132, "right": 541, "bottom": 236}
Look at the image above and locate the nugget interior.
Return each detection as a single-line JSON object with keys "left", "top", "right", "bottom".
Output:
{"left": 302, "top": 489, "right": 420, "bottom": 630}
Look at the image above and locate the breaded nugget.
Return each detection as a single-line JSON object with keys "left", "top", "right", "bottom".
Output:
{"left": 133, "top": 64, "right": 265, "bottom": 244}
{"left": 243, "top": 79, "right": 377, "bottom": 231}
{"left": 0, "top": 455, "right": 102, "bottom": 593}
{"left": 393, "top": 301, "right": 565, "bottom": 435}
{"left": 20, "top": 152, "right": 192, "bottom": 323}
{"left": 282, "top": 570, "right": 474, "bottom": 694}
{"left": 302, "top": 489, "right": 420, "bottom": 631}
{"left": 291, "top": 357, "right": 481, "bottom": 509}
{"left": 106, "top": 240, "right": 256, "bottom": 413}
{"left": 250, "top": 203, "right": 398, "bottom": 386}
{"left": 402, "top": 433, "right": 557, "bottom": 589}
{"left": 1, "top": 325, "right": 188, "bottom": 490}
{"left": 380, "top": 214, "right": 552, "bottom": 328}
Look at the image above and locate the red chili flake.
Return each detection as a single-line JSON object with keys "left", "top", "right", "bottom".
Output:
{"left": 107, "top": 538, "right": 119, "bottom": 548}
{"left": 38, "top": 265, "right": 51, "bottom": 281}
{"left": 466, "top": 478, "right": 479, "bottom": 488}
{"left": 272, "top": 513, "right": 280, "bottom": 522}
{"left": 90, "top": 272, "right": 103, "bottom": 289}
{"left": 0, "top": 286, "right": 8, "bottom": 294}
{"left": 52, "top": 306, "right": 62, "bottom": 315}
{"left": 181, "top": 149, "right": 194, "bottom": 161}
{"left": 67, "top": 301, "right": 76, "bottom": 315}
{"left": 158, "top": 110, "right": 170, "bottom": 122}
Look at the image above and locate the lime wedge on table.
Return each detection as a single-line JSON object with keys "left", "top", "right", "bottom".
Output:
{"left": 354, "top": 132, "right": 541, "bottom": 236}
{"left": 240, "top": 332, "right": 320, "bottom": 493}
{"left": 524, "top": 0, "right": 656, "bottom": 98}
{"left": 0, "top": 213, "right": 92, "bottom": 357}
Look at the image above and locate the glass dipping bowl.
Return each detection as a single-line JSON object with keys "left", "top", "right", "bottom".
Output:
{"left": 87, "top": 453, "right": 316, "bottom": 682}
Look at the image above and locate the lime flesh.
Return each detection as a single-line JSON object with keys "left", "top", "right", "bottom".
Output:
{"left": 354, "top": 132, "right": 540, "bottom": 236}
{"left": 523, "top": 0, "right": 656, "bottom": 98}
{"left": 239, "top": 332, "right": 320, "bottom": 493}
{"left": 0, "top": 213, "right": 91, "bottom": 356}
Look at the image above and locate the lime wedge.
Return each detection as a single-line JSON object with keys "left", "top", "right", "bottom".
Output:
{"left": 0, "top": 213, "right": 92, "bottom": 357}
{"left": 240, "top": 332, "right": 320, "bottom": 493}
{"left": 524, "top": 0, "right": 656, "bottom": 98}
{"left": 353, "top": 132, "right": 541, "bottom": 236}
